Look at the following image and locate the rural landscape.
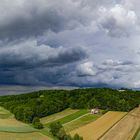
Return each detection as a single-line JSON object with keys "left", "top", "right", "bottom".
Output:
{"left": 1, "top": 0, "right": 140, "bottom": 139}
{"left": 0, "top": 88, "right": 139, "bottom": 140}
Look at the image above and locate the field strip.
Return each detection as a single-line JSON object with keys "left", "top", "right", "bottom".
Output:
{"left": 45, "top": 109, "right": 89, "bottom": 126}
{"left": 132, "top": 127, "right": 140, "bottom": 140}
{"left": 63, "top": 113, "right": 90, "bottom": 126}
{"left": 70, "top": 111, "right": 127, "bottom": 140}
{"left": 0, "top": 132, "right": 52, "bottom": 140}
{"left": 134, "top": 130, "right": 140, "bottom": 140}
{"left": 41, "top": 108, "right": 79, "bottom": 124}
{"left": 100, "top": 106, "right": 140, "bottom": 140}
{"left": 64, "top": 113, "right": 102, "bottom": 132}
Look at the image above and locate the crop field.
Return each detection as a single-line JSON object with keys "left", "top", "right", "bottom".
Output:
{"left": 0, "top": 116, "right": 36, "bottom": 132}
{"left": 100, "top": 106, "right": 140, "bottom": 140}
{"left": 0, "top": 132, "right": 51, "bottom": 140}
{"left": 135, "top": 130, "right": 140, "bottom": 140}
{"left": 45, "top": 109, "right": 89, "bottom": 127}
{"left": 0, "top": 106, "right": 51, "bottom": 140}
{"left": 41, "top": 108, "right": 79, "bottom": 124}
{"left": 0, "top": 107, "right": 13, "bottom": 119}
{"left": 64, "top": 113, "right": 102, "bottom": 132}
{"left": 0, "top": 107, "right": 36, "bottom": 132}
{"left": 70, "top": 111, "right": 127, "bottom": 140}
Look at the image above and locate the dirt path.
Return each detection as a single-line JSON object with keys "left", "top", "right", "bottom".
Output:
{"left": 100, "top": 106, "right": 140, "bottom": 140}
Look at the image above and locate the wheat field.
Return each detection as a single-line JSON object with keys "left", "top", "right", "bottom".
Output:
{"left": 70, "top": 111, "right": 127, "bottom": 140}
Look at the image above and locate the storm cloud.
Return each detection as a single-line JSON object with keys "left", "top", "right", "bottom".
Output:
{"left": 0, "top": 0, "right": 140, "bottom": 89}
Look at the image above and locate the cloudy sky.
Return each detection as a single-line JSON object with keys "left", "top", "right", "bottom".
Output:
{"left": 0, "top": 0, "right": 140, "bottom": 89}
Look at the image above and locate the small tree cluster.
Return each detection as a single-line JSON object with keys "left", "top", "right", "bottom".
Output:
{"left": 32, "top": 117, "right": 43, "bottom": 129}
{"left": 50, "top": 122, "right": 83, "bottom": 140}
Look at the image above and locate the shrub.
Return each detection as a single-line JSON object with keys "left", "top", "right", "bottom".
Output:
{"left": 32, "top": 117, "right": 43, "bottom": 129}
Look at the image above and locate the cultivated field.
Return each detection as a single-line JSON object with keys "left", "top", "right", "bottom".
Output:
{"left": 100, "top": 106, "right": 140, "bottom": 140}
{"left": 0, "top": 106, "right": 52, "bottom": 140}
{"left": 135, "top": 130, "right": 140, "bottom": 140}
{"left": 64, "top": 113, "right": 102, "bottom": 132}
{"left": 0, "top": 132, "right": 51, "bottom": 140}
{"left": 41, "top": 108, "right": 79, "bottom": 124}
{"left": 45, "top": 109, "right": 89, "bottom": 127}
{"left": 70, "top": 111, "right": 127, "bottom": 140}
{"left": 0, "top": 107, "right": 13, "bottom": 119}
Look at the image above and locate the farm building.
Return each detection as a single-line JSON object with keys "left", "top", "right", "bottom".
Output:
{"left": 91, "top": 108, "right": 99, "bottom": 114}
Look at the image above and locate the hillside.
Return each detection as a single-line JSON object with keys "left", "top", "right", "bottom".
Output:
{"left": 0, "top": 88, "right": 139, "bottom": 140}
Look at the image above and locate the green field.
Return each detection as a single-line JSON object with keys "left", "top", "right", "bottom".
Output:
{"left": 41, "top": 108, "right": 79, "bottom": 124}
{"left": 64, "top": 113, "right": 102, "bottom": 132}
{"left": 0, "top": 132, "right": 51, "bottom": 140}
{"left": 0, "top": 107, "right": 13, "bottom": 119}
{"left": 0, "top": 106, "right": 52, "bottom": 140}
{"left": 135, "top": 131, "right": 140, "bottom": 140}
{"left": 45, "top": 109, "right": 89, "bottom": 127}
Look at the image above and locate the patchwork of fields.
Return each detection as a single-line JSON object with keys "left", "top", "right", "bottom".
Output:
{"left": 70, "top": 111, "right": 127, "bottom": 140}
{"left": 0, "top": 106, "right": 139, "bottom": 140}
{"left": 41, "top": 108, "right": 79, "bottom": 124}
{"left": 0, "top": 107, "right": 51, "bottom": 140}
{"left": 64, "top": 113, "right": 102, "bottom": 132}
{"left": 44, "top": 109, "right": 89, "bottom": 126}
{"left": 100, "top": 106, "right": 140, "bottom": 140}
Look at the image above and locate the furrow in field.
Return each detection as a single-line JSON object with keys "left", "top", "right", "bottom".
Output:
{"left": 70, "top": 111, "right": 127, "bottom": 140}
{"left": 100, "top": 106, "right": 140, "bottom": 140}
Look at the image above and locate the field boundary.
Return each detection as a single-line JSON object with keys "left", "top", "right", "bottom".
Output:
{"left": 98, "top": 112, "right": 128, "bottom": 140}
{"left": 132, "top": 127, "right": 140, "bottom": 140}
{"left": 63, "top": 113, "right": 90, "bottom": 126}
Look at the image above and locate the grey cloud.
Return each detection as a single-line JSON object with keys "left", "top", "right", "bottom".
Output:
{"left": 0, "top": 0, "right": 140, "bottom": 89}
{"left": 0, "top": 0, "right": 90, "bottom": 40}
{"left": 98, "top": 4, "right": 138, "bottom": 37}
{"left": 0, "top": 40, "right": 86, "bottom": 70}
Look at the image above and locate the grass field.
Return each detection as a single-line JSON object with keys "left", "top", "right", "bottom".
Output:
{"left": 0, "top": 132, "right": 51, "bottom": 140}
{"left": 0, "top": 118, "right": 37, "bottom": 132}
{"left": 41, "top": 108, "right": 79, "bottom": 124}
{"left": 100, "top": 106, "right": 140, "bottom": 140}
{"left": 46, "top": 109, "right": 89, "bottom": 127}
{"left": 0, "top": 107, "right": 13, "bottom": 119}
{"left": 70, "top": 111, "right": 127, "bottom": 140}
{"left": 135, "top": 131, "right": 140, "bottom": 140}
{"left": 0, "top": 106, "right": 52, "bottom": 140}
{"left": 64, "top": 113, "right": 102, "bottom": 132}
{"left": 0, "top": 107, "right": 37, "bottom": 133}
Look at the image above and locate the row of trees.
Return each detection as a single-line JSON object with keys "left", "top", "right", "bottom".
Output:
{"left": 0, "top": 88, "right": 139, "bottom": 127}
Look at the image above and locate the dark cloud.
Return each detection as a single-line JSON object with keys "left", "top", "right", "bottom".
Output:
{"left": 0, "top": 0, "right": 89, "bottom": 40}
{"left": 0, "top": 41, "right": 86, "bottom": 70}
{"left": 0, "top": 0, "right": 140, "bottom": 89}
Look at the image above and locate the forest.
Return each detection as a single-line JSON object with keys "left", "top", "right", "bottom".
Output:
{"left": 0, "top": 88, "right": 139, "bottom": 125}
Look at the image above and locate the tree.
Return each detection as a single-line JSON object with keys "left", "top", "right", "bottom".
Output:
{"left": 73, "top": 134, "right": 83, "bottom": 140}
{"left": 57, "top": 127, "right": 66, "bottom": 139}
{"left": 23, "top": 107, "right": 34, "bottom": 123}
{"left": 50, "top": 122, "right": 63, "bottom": 136}
{"left": 88, "top": 98, "right": 100, "bottom": 109}
{"left": 32, "top": 117, "right": 43, "bottom": 129}
{"left": 63, "top": 135, "right": 72, "bottom": 140}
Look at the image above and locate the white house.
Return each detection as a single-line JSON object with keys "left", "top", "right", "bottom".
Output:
{"left": 91, "top": 108, "right": 99, "bottom": 114}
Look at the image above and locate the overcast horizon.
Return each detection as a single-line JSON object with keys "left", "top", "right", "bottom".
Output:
{"left": 1, "top": 0, "right": 140, "bottom": 92}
